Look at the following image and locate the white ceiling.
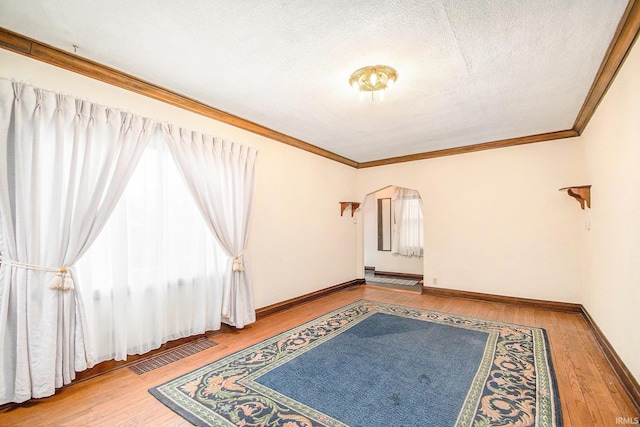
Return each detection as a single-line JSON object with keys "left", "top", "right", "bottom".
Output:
{"left": 0, "top": 0, "right": 630, "bottom": 164}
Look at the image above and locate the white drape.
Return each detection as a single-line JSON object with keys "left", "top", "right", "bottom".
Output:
{"left": 75, "top": 132, "right": 227, "bottom": 362}
{"left": 0, "top": 80, "right": 152, "bottom": 404}
{"left": 392, "top": 187, "right": 424, "bottom": 257}
{"left": 163, "top": 125, "right": 257, "bottom": 328}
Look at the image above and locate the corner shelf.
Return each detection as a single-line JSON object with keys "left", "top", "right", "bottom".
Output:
{"left": 559, "top": 185, "right": 591, "bottom": 209}
{"left": 340, "top": 202, "right": 361, "bottom": 217}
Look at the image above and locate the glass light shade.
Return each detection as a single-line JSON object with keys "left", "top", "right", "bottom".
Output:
{"left": 348, "top": 65, "right": 397, "bottom": 102}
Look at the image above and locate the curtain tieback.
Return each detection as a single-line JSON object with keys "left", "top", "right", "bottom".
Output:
{"left": 232, "top": 253, "right": 245, "bottom": 273}
{"left": 0, "top": 255, "right": 74, "bottom": 291}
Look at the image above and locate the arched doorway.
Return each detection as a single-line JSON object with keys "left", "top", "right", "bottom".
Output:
{"left": 362, "top": 185, "right": 424, "bottom": 291}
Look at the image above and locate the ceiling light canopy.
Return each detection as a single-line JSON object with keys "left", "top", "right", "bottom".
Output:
{"left": 349, "top": 65, "right": 398, "bottom": 101}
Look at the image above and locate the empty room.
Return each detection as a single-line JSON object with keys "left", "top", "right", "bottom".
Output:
{"left": 0, "top": 1, "right": 639, "bottom": 426}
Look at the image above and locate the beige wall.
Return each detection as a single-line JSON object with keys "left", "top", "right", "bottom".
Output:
{"left": 356, "top": 138, "right": 586, "bottom": 302}
{"left": 580, "top": 39, "right": 640, "bottom": 382}
{"left": 0, "top": 49, "right": 359, "bottom": 309}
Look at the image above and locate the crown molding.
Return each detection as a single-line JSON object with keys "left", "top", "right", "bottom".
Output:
{"left": 357, "top": 129, "right": 579, "bottom": 168}
{"left": 2, "top": 0, "right": 639, "bottom": 170}
{"left": 0, "top": 27, "right": 358, "bottom": 168}
{"left": 573, "top": 0, "right": 640, "bottom": 133}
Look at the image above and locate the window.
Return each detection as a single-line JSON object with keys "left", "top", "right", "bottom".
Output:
{"left": 392, "top": 189, "right": 424, "bottom": 257}
{"left": 76, "top": 131, "right": 227, "bottom": 361}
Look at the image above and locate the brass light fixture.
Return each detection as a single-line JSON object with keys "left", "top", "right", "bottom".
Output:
{"left": 349, "top": 65, "right": 398, "bottom": 101}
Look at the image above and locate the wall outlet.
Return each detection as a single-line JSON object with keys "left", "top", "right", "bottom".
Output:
{"left": 432, "top": 277, "right": 438, "bottom": 285}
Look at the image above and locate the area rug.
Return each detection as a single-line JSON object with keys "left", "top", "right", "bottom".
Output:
{"left": 149, "top": 300, "right": 562, "bottom": 427}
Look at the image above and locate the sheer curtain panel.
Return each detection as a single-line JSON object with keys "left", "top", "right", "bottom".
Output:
{"left": 163, "top": 125, "right": 257, "bottom": 328}
{"left": 0, "top": 80, "right": 152, "bottom": 404}
{"left": 75, "top": 132, "right": 227, "bottom": 362}
{"left": 392, "top": 187, "right": 424, "bottom": 257}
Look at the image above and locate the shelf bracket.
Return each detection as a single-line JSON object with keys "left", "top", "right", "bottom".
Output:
{"left": 559, "top": 185, "right": 591, "bottom": 209}
{"left": 340, "top": 202, "right": 361, "bottom": 217}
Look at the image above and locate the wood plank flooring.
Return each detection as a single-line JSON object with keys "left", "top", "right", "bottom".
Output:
{"left": 0, "top": 285, "right": 638, "bottom": 426}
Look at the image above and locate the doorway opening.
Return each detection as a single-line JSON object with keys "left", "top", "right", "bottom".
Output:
{"left": 362, "top": 185, "right": 424, "bottom": 293}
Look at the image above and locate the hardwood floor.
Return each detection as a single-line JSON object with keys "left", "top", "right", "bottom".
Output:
{"left": 1, "top": 285, "right": 637, "bottom": 426}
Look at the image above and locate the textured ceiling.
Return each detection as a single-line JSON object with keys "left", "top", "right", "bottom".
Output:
{"left": 0, "top": 0, "right": 631, "bottom": 164}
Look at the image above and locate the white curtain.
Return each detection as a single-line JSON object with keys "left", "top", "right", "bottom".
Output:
{"left": 392, "top": 187, "right": 424, "bottom": 257}
{"left": 0, "top": 80, "right": 152, "bottom": 404}
{"left": 163, "top": 125, "right": 257, "bottom": 328}
{"left": 75, "top": 131, "right": 228, "bottom": 362}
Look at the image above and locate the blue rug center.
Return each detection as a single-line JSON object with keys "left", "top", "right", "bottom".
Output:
{"left": 255, "top": 312, "right": 489, "bottom": 427}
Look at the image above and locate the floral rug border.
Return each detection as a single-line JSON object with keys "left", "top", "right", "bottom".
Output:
{"left": 149, "top": 300, "right": 563, "bottom": 427}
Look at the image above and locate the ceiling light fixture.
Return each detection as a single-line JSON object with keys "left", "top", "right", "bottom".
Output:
{"left": 349, "top": 65, "right": 398, "bottom": 101}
